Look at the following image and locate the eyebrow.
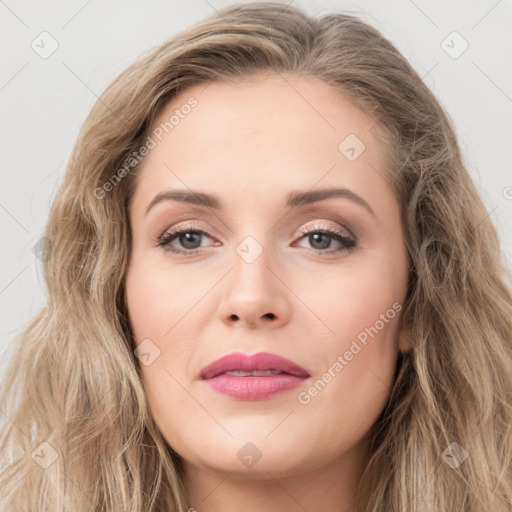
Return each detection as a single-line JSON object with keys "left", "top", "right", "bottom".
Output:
{"left": 145, "top": 187, "right": 376, "bottom": 218}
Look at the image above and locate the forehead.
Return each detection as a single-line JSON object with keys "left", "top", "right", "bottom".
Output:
{"left": 131, "top": 73, "right": 392, "bottom": 214}
{"left": 151, "top": 73, "right": 379, "bottom": 150}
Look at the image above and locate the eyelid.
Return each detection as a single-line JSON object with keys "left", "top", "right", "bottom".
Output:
{"left": 156, "top": 218, "right": 357, "bottom": 256}
{"left": 297, "top": 222, "right": 354, "bottom": 241}
{"left": 157, "top": 218, "right": 354, "bottom": 242}
{"left": 157, "top": 220, "right": 215, "bottom": 241}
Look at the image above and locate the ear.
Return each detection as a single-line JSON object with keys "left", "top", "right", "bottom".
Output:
{"left": 398, "top": 324, "right": 413, "bottom": 353}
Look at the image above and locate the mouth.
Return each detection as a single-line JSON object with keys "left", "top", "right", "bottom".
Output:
{"left": 200, "top": 351, "right": 310, "bottom": 379}
{"left": 221, "top": 369, "right": 286, "bottom": 376}
{"left": 199, "top": 351, "right": 310, "bottom": 400}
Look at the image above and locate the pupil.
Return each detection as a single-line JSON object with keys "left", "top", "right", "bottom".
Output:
{"left": 310, "top": 233, "right": 330, "bottom": 249}
{"left": 181, "top": 232, "right": 200, "bottom": 249}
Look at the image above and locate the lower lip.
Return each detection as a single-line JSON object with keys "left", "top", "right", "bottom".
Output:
{"left": 202, "top": 374, "right": 308, "bottom": 400}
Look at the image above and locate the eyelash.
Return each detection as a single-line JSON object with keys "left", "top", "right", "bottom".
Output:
{"left": 156, "top": 222, "right": 357, "bottom": 256}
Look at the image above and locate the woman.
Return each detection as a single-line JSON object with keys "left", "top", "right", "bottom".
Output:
{"left": 1, "top": 2, "right": 511, "bottom": 511}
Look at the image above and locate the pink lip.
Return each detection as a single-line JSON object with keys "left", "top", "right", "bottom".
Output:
{"left": 199, "top": 351, "right": 310, "bottom": 400}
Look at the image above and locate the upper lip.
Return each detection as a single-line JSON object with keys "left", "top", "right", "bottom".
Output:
{"left": 200, "top": 352, "right": 310, "bottom": 379}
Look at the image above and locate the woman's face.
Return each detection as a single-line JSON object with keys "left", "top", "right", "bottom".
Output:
{"left": 125, "top": 73, "right": 411, "bottom": 480}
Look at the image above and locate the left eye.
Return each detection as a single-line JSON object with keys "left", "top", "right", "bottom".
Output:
{"left": 157, "top": 224, "right": 356, "bottom": 255}
{"left": 158, "top": 228, "right": 214, "bottom": 253}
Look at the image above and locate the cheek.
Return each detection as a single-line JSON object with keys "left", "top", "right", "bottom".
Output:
{"left": 297, "top": 248, "right": 403, "bottom": 349}
{"left": 125, "top": 260, "right": 198, "bottom": 434}
{"left": 125, "top": 257, "right": 194, "bottom": 341}
{"left": 294, "top": 306, "right": 401, "bottom": 458}
{"left": 294, "top": 253, "right": 404, "bottom": 432}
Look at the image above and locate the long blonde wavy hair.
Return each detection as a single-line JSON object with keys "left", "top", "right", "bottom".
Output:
{"left": 1, "top": 2, "right": 511, "bottom": 510}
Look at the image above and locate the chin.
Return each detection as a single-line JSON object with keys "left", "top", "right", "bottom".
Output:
{"left": 175, "top": 433, "right": 315, "bottom": 477}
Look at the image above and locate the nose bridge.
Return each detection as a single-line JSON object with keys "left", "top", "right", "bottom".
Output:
{"left": 218, "top": 230, "right": 289, "bottom": 328}
{"left": 231, "top": 232, "right": 273, "bottom": 294}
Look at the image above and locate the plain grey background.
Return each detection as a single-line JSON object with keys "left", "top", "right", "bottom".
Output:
{"left": 1, "top": 0, "right": 511, "bottom": 381}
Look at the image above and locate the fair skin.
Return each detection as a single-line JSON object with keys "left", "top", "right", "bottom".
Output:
{"left": 125, "top": 72, "right": 412, "bottom": 512}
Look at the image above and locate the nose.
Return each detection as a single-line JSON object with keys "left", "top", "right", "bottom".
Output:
{"left": 218, "top": 242, "right": 291, "bottom": 329}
